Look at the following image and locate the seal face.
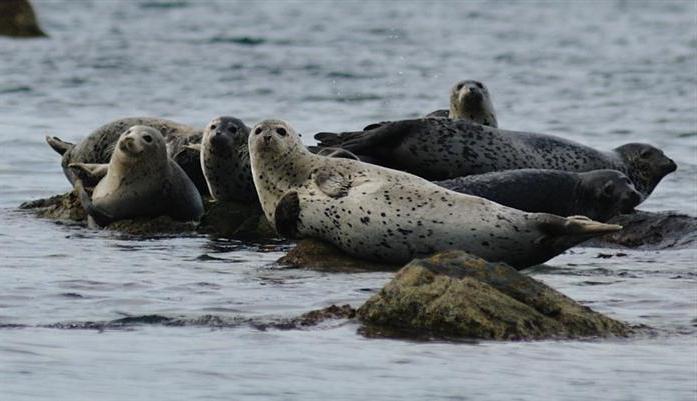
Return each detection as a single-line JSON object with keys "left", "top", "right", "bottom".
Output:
{"left": 70, "top": 126, "right": 204, "bottom": 227}
{"left": 199, "top": 116, "right": 257, "bottom": 202}
{"left": 314, "top": 118, "right": 676, "bottom": 201}
{"left": 45, "top": 117, "right": 207, "bottom": 195}
{"left": 436, "top": 169, "right": 641, "bottom": 222}
{"left": 250, "top": 119, "right": 621, "bottom": 269}
{"left": 427, "top": 80, "right": 498, "bottom": 127}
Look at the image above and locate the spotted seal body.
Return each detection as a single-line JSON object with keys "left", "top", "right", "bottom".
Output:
{"left": 314, "top": 118, "right": 676, "bottom": 201}
{"left": 70, "top": 126, "right": 203, "bottom": 227}
{"left": 436, "top": 169, "right": 641, "bottom": 222}
{"left": 199, "top": 116, "right": 257, "bottom": 202}
{"left": 426, "top": 80, "right": 498, "bottom": 127}
{"left": 46, "top": 117, "right": 207, "bottom": 195}
{"left": 250, "top": 120, "right": 621, "bottom": 269}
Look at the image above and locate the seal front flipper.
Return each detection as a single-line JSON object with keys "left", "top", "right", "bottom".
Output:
{"left": 45, "top": 136, "right": 74, "bottom": 156}
{"left": 535, "top": 214, "right": 622, "bottom": 243}
{"left": 274, "top": 191, "right": 300, "bottom": 238}
{"left": 68, "top": 163, "right": 108, "bottom": 187}
{"left": 313, "top": 169, "right": 352, "bottom": 198}
{"left": 73, "top": 179, "right": 114, "bottom": 228}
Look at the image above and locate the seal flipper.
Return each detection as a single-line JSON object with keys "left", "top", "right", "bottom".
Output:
{"left": 68, "top": 163, "right": 108, "bottom": 187}
{"left": 45, "top": 136, "right": 74, "bottom": 156}
{"left": 274, "top": 191, "right": 300, "bottom": 238}
{"left": 535, "top": 214, "right": 622, "bottom": 243}
{"left": 313, "top": 169, "right": 352, "bottom": 199}
{"left": 74, "top": 179, "right": 114, "bottom": 228}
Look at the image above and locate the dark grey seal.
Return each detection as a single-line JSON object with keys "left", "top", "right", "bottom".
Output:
{"left": 436, "top": 169, "right": 641, "bottom": 222}
{"left": 314, "top": 118, "right": 677, "bottom": 202}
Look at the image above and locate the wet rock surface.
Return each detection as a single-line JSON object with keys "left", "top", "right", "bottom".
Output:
{"left": 278, "top": 239, "right": 400, "bottom": 272}
{"left": 357, "top": 251, "right": 632, "bottom": 340}
{"left": 0, "top": 0, "right": 46, "bottom": 38}
{"left": 586, "top": 210, "right": 697, "bottom": 249}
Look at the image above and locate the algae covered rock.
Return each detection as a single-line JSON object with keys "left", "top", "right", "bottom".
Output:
{"left": 19, "top": 191, "right": 85, "bottom": 221}
{"left": 0, "top": 0, "right": 46, "bottom": 38}
{"left": 358, "top": 250, "right": 631, "bottom": 340}
{"left": 198, "top": 199, "right": 274, "bottom": 238}
{"left": 278, "top": 239, "right": 399, "bottom": 272}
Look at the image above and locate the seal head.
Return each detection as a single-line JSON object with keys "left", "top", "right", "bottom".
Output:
{"left": 613, "top": 143, "right": 677, "bottom": 200}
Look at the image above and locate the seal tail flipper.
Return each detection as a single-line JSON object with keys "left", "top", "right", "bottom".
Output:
{"left": 73, "top": 179, "right": 114, "bottom": 228}
{"left": 45, "top": 136, "right": 74, "bottom": 156}
{"left": 536, "top": 214, "right": 622, "bottom": 245}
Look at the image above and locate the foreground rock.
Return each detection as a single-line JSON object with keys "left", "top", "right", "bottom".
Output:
{"left": 357, "top": 251, "right": 631, "bottom": 340}
{"left": 586, "top": 210, "right": 697, "bottom": 249}
{"left": 0, "top": 0, "right": 46, "bottom": 37}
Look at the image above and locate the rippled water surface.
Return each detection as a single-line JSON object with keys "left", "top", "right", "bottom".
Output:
{"left": 1, "top": 1, "right": 696, "bottom": 400}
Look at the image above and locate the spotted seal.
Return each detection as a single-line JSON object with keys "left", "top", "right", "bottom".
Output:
{"left": 249, "top": 119, "right": 621, "bottom": 269}
{"left": 436, "top": 169, "right": 641, "bottom": 222}
{"left": 46, "top": 117, "right": 207, "bottom": 195}
{"left": 314, "top": 119, "right": 676, "bottom": 201}
{"left": 70, "top": 126, "right": 204, "bottom": 227}
{"left": 197, "top": 116, "right": 257, "bottom": 202}
{"left": 426, "top": 80, "right": 498, "bottom": 127}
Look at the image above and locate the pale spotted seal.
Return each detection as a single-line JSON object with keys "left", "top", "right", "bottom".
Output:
{"left": 426, "top": 80, "right": 498, "bottom": 127}
{"left": 70, "top": 126, "right": 203, "bottom": 227}
{"left": 197, "top": 116, "right": 257, "bottom": 202}
{"left": 46, "top": 117, "right": 207, "bottom": 195}
{"left": 249, "top": 119, "right": 621, "bottom": 269}
{"left": 314, "top": 119, "right": 676, "bottom": 201}
{"left": 436, "top": 169, "right": 641, "bottom": 222}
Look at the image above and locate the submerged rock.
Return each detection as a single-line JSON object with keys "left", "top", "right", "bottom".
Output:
{"left": 278, "top": 239, "right": 399, "bottom": 272}
{"left": 357, "top": 250, "right": 631, "bottom": 340}
{"left": 588, "top": 210, "right": 697, "bottom": 249}
{"left": 0, "top": 0, "right": 47, "bottom": 37}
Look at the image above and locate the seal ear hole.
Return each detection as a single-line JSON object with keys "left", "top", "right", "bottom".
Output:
{"left": 254, "top": 127, "right": 262, "bottom": 135}
{"left": 143, "top": 135, "right": 153, "bottom": 143}
{"left": 276, "top": 127, "right": 287, "bottom": 136}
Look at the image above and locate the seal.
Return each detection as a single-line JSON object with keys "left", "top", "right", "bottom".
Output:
{"left": 198, "top": 116, "right": 257, "bottom": 202}
{"left": 249, "top": 119, "right": 622, "bottom": 269}
{"left": 69, "top": 126, "right": 204, "bottom": 227}
{"left": 436, "top": 169, "right": 641, "bottom": 222}
{"left": 45, "top": 117, "right": 207, "bottom": 195}
{"left": 314, "top": 118, "right": 677, "bottom": 201}
{"left": 426, "top": 80, "right": 498, "bottom": 127}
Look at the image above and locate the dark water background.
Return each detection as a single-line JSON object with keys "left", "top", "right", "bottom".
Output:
{"left": 1, "top": 1, "right": 696, "bottom": 400}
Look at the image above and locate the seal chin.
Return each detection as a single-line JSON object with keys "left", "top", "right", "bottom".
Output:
{"left": 619, "top": 190, "right": 642, "bottom": 213}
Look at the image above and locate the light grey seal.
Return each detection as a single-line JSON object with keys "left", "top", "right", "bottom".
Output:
{"left": 45, "top": 117, "right": 207, "bottom": 195}
{"left": 426, "top": 80, "right": 498, "bottom": 127}
{"left": 436, "top": 169, "right": 641, "bottom": 222}
{"left": 249, "top": 119, "right": 622, "bottom": 269}
{"left": 314, "top": 119, "right": 677, "bottom": 202}
{"left": 197, "top": 116, "right": 257, "bottom": 202}
{"left": 70, "top": 126, "right": 204, "bottom": 227}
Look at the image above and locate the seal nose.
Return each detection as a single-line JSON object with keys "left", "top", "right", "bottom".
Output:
{"left": 664, "top": 159, "right": 677, "bottom": 173}
{"left": 263, "top": 134, "right": 272, "bottom": 145}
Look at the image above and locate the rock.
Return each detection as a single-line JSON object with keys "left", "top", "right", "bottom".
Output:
{"left": 587, "top": 210, "right": 697, "bottom": 249}
{"left": 278, "top": 239, "right": 400, "bottom": 272}
{"left": 198, "top": 199, "right": 275, "bottom": 239}
{"left": 19, "top": 191, "right": 276, "bottom": 238}
{"left": 19, "top": 191, "right": 85, "bottom": 221}
{"left": 0, "top": 0, "right": 47, "bottom": 38}
{"left": 357, "top": 250, "right": 631, "bottom": 340}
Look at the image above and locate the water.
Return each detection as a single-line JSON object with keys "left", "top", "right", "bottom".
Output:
{"left": 1, "top": 1, "right": 696, "bottom": 400}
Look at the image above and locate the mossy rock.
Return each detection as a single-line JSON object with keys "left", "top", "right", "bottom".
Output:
{"left": 358, "top": 250, "right": 632, "bottom": 340}
{"left": 198, "top": 199, "right": 275, "bottom": 239}
{"left": 19, "top": 191, "right": 85, "bottom": 221}
{"left": 587, "top": 210, "right": 697, "bottom": 249}
{"left": 0, "top": 0, "right": 47, "bottom": 38}
{"left": 278, "top": 239, "right": 399, "bottom": 272}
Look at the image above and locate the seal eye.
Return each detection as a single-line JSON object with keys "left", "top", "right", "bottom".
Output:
{"left": 276, "top": 127, "right": 287, "bottom": 136}
{"left": 143, "top": 135, "right": 152, "bottom": 143}
{"left": 456, "top": 83, "right": 465, "bottom": 90}
{"left": 254, "top": 127, "right": 262, "bottom": 135}
{"left": 228, "top": 126, "right": 238, "bottom": 134}
{"left": 210, "top": 124, "right": 217, "bottom": 130}
{"left": 640, "top": 149, "right": 653, "bottom": 159}
{"left": 474, "top": 81, "right": 484, "bottom": 89}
